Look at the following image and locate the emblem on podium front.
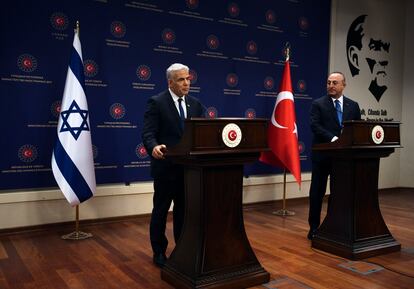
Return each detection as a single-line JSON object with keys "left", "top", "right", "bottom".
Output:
{"left": 222, "top": 123, "right": 242, "bottom": 148}
{"left": 371, "top": 125, "right": 385, "bottom": 144}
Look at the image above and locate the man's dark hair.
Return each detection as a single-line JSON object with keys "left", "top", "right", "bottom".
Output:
{"left": 346, "top": 15, "right": 367, "bottom": 76}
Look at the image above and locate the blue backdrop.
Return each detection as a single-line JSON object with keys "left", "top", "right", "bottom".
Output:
{"left": 0, "top": 0, "right": 331, "bottom": 190}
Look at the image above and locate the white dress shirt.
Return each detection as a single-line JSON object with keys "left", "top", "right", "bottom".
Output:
{"left": 169, "top": 88, "right": 187, "bottom": 118}
{"left": 330, "top": 95, "right": 344, "bottom": 142}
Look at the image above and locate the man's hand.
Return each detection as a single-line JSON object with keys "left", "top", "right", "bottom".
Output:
{"left": 152, "top": 144, "right": 167, "bottom": 159}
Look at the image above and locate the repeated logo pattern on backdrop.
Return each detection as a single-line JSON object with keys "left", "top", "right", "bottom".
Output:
{"left": 0, "top": 0, "right": 330, "bottom": 190}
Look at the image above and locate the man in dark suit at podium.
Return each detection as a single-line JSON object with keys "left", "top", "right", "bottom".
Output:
{"left": 142, "top": 63, "right": 205, "bottom": 267}
{"left": 308, "top": 71, "right": 361, "bottom": 240}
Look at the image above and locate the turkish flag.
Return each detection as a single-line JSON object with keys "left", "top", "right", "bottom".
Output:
{"left": 259, "top": 60, "right": 301, "bottom": 185}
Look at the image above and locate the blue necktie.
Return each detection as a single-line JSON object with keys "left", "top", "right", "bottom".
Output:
{"left": 335, "top": 99, "right": 342, "bottom": 125}
{"left": 178, "top": 98, "right": 185, "bottom": 129}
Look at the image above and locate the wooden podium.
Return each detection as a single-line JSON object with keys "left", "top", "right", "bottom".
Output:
{"left": 312, "top": 120, "right": 401, "bottom": 259}
{"left": 161, "top": 118, "right": 270, "bottom": 289}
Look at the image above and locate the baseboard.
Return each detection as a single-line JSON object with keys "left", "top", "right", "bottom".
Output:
{"left": 0, "top": 187, "right": 411, "bottom": 236}
{"left": 0, "top": 174, "right": 311, "bottom": 230}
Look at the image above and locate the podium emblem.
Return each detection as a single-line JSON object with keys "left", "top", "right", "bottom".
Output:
{"left": 222, "top": 123, "right": 242, "bottom": 148}
{"left": 371, "top": 125, "right": 385, "bottom": 144}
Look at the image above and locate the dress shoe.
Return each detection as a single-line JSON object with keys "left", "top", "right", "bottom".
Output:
{"left": 307, "top": 229, "right": 317, "bottom": 240}
{"left": 153, "top": 253, "right": 167, "bottom": 268}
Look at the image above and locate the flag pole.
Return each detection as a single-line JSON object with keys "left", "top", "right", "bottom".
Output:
{"left": 62, "top": 205, "right": 93, "bottom": 240}
{"left": 76, "top": 205, "right": 79, "bottom": 232}
{"left": 60, "top": 21, "right": 93, "bottom": 240}
{"left": 273, "top": 169, "right": 295, "bottom": 216}
{"left": 272, "top": 42, "right": 296, "bottom": 217}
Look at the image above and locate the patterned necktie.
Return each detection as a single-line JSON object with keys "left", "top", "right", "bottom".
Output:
{"left": 335, "top": 99, "right": 342, "bottom": 125}
{"left": 178, "top": 98, "right": 185, "bottom": 129}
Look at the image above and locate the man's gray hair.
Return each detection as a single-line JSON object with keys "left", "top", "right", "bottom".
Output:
{"left": 166, "top": 63, "right": 189, "bottom": 80}
{"left": 329, "top": 71, "right": 346, "bottom": 85}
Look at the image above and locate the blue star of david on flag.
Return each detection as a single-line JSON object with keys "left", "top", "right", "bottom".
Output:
{"left": 51, "top": 25, "right": 96, "bottom": 206}
{"left": 60, "top": 100, "right": 90, "bottom": 140}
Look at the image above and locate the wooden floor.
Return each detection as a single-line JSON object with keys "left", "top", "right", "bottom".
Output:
{"left": 0, "top": 189, "right": 413, "bottom": 289}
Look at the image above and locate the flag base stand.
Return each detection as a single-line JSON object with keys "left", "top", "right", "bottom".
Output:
{"left": 272, "top": 209, "right": 295, "bottom": 216}
{"left": 61, "top": 205, "right": 92, "bottom": 241}
{"left": 61, "top": 230, "right": 92, "bottom": 240}
{"left": 273, "top": 170, "right": 296, "bottom": 217}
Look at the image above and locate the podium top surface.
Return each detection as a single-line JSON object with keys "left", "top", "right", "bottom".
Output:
{"left": 166, "top": 118, "right": 270, "bottom": 157}
{"left": 313, "top": 120, "right": 401, "bottom": 151}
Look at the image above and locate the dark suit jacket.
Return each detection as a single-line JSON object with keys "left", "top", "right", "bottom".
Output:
{"left": 310, "top": 95, "right": 361, "bottom": 161}
{"left": 141, "top": 90, "right": 205, "bottom": 179}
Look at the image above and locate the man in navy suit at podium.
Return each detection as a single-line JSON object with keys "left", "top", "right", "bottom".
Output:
{"left": 308, "top": 72, "right": 361, "bottom": 240}
{"left": 142, "top": 63, "right": 205, "bottom": 267}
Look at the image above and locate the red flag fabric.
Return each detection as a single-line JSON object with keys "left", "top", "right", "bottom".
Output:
{"left": 259, "top": 60, "right": 301, "bottom": 185}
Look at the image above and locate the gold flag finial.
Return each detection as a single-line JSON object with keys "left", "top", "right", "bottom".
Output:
{"left": 285, "top": 42, "right": 290, "bottom": 62}
{"left": 75, "top": 21, "right": 80, "bottom": 35}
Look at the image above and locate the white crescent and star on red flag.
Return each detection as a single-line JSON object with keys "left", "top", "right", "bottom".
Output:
{"left": 271, "top": 91, "right": 298, "bottom": 137}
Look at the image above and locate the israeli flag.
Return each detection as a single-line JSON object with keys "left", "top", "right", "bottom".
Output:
{"left": 51, "top": 29, "right": 96, "bottom": 206}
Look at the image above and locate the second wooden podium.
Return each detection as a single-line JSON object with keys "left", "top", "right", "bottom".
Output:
{"left": 312, "top": 120, "right": 401, "bottom": 259}
{"left": 161, "top": 118, "right": 270, "bottom": 289}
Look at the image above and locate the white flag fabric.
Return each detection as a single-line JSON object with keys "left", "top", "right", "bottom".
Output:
{"left": 51, "top": 30, "right": 96, "bottom": 206}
